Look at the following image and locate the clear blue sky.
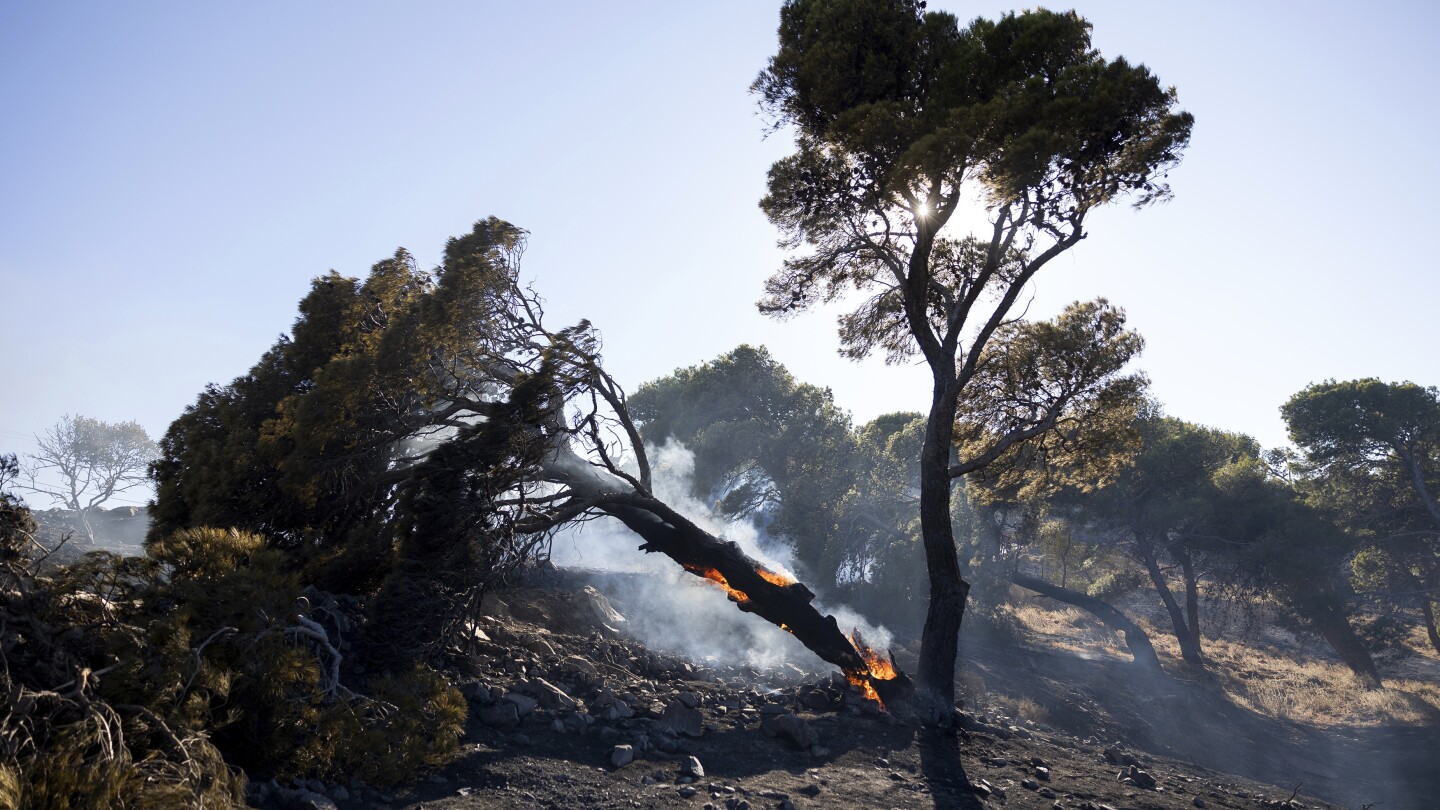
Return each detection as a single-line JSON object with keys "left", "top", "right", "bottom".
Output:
{"left": 3, "top": 1, "right": 1438, "bottom": 505}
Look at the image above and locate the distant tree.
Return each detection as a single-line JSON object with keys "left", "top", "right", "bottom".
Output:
{"left": 629, "top": 345, "right": 860, "bottom": 584}
{"left": 1283, "top": 379, "right": 1440, "bottom": 656}
{"left": 21, "top": 415, "right": 157, "bottom": 544}
{"left": 754, "top": 0, "right": 1192, "bottom": 709}
{"left": 1051, "top": 415, "right": 1380, "bottom": 682}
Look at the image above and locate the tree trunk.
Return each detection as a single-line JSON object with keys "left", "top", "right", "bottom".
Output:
{"left": 1176, "top": 546, "right": 1203, "bottom": 657}
{"left": 915, "top": 383, "right": 967, "bottom": 713}
{"left": 1421, "top": 597, "right": 1440, "bottom": 658}
{"left": 1306, "top": 597, "right": 1383, "bottom": 687}
{"left": 1009, "top": 571, "right": 1161, "bottom": 670}
{"left": 1137, "top": 538, "right": 1203, "bottom": 665}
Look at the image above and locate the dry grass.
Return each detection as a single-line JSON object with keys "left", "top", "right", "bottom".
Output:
{"left": 1005, "top": 601, "right": 1130, "bottom": 662}
{"left": 1009, "top": 596, "right": 1440, "bottom": 728}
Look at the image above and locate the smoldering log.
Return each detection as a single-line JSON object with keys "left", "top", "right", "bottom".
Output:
{"left": 544, "top": 448, "right": 910, "bottom": 704}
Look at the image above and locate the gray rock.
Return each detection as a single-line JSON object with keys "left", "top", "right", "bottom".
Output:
{"left": 575, "top": 585, "right": 627, "bottom": 626}
{"left": 773, "top": 713, "right": 818, "bottom": 750}
{"left": 525, "top": 677, "right": 578, "bottom": 710}
{"left": 1193, "top": 799, "right": 1207, "bottom": 808}
{"left": 676, "top": 691, "right": 700, "bottom": 708}
{"left": 611, "top": 744, "right": 635, "bottom": 768}
{"left": 479, "top": 700, "right": 520, "bottom": 730}
{"left": 1122, "top": 764, "right": 1158, "bottom": 789}
{"left": 293, "top": 791, "right": 339, "bottom": 810}
{"left": 681, "top": 755, "right": 705, "bottom": 778}
{"left": 662, "top": 700, "right": 705, "bottom": 737}
{"left": 1035, "top": 765, "right": 1051, "bottom": 780}
{"left": 1022, "top": 778, "right": 1039, "bottom": 790}
{"left": 327, "top": 785, "right": 349, "bottom": 801}
{"left": 503, "top": 692, "right": 539, "bottom": 716}
{"left": 679, "top": 786, "right": 698, "bottom": 798}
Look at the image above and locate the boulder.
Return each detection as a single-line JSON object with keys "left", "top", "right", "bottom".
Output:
{"left": 611, "top": 744, "right": 635, "bottom": 768}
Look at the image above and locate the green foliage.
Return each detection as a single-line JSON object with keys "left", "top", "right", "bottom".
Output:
{"left": 1283, "top": 379, "right": 1440, "bottom": 654}
{"left": 959, "top": 299, "right": 1147, "bottom": 501}
{"left": 630, "top": 345, "right": 861, "bottom": 580}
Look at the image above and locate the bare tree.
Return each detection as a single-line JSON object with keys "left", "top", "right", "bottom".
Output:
{"left": 22, "top": 415, "right": 157, "bottom": 543}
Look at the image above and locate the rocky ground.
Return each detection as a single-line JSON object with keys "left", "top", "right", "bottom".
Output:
{"left": 244, "top": 570, "right": 1436, "bottom": 810}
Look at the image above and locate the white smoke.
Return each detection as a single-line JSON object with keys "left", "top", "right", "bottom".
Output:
{"left": 549, "top": 439, "right": 892, "bottom": 672}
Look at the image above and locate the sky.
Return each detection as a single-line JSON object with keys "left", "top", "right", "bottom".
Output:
{"left": 2, "top": 1, "right": 1438, "bottom": 507}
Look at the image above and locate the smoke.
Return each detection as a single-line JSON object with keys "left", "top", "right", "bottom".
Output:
{"left": 549, "top": 439, "right": 892, "bottom": 672}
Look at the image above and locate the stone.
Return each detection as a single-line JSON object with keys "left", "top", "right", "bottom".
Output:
{"left": 773, "top": 713, "right": 819, "bottom": 750}
{"left": 293, "top": 792, "right": 339, "bottom": 810}
{"left": 676, "top": 691, "right": 700, "bottom": 708}
{"left": 681, "top": 756, "right": 705, "bottom": 779}
{"left": 1193, "top": 799, "right": 1207, "bottom": 808}
{"left": 1122, "top": 765, "right": 1158, "bottom": 789}
{"left": 662, "top": 700, "right": 706, "bottom": 737}
{"left": 1022, "top": 778, "right": 1039, "bottom": 790}
{"left": 1035, "top": 765, "right": 1051, "bottom": 780}
{"left": 525, "top": 678, "right": 578, "bottom": 711}
{"left": 327, "top": 785, "right": 349, "bottom": 801}
{"left": 575, "top": 585, "right": 628, "bottom": 626}
{"left": 611, "top": 744, "right": 635, "bottom": 768}
{"left": 503, "top": 692, "right": 539, "bottom": 716}
{"left": 479, "top": 700, "right": 520, "bottom": 730}
{"left": 679, "top": 786, "right": 698, "bottom": 798}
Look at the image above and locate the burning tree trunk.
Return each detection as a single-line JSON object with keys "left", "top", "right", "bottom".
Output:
{"left": 545, "top": 449, "right": 911, "bottom": 707}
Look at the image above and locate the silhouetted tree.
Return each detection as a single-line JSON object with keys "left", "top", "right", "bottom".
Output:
{"left": 753, "top": 0, "right": 1192, "bottom": 709}
{"left": 21, "top": 415, "right": 157, "bottom": 544}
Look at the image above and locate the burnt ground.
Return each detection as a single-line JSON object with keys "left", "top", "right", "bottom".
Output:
{"left": 249, "top": 571, "right": 1438, "bottom": 810}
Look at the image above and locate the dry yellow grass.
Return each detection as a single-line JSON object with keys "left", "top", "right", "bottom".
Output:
{"left": 1009, "top": 595, "right": 1440, "bottom": 728}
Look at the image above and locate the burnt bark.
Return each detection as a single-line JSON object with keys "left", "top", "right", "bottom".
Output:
{"left": 1009, "top": 571, "right": 1161, "bottom": 670}
{"left": 549, "top": 450, "right": 911, "bottom": 704}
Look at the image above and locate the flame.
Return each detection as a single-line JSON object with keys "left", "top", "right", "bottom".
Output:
{"left": 757, "top": 567, "right": 795, "bottom": 587}
{"left": 683, "top": 564, "right": 750, "bottom": 603}
{"left": 846, "top": 630, "right": 899, "bottom": 707}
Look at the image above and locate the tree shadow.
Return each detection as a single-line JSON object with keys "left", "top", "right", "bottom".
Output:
{"left": 918, "top": 727, "right": 984, "bottom": 810}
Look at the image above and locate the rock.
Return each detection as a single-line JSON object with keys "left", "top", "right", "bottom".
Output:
{"left": 327, "top": 785, "right": 349, "bottom": 801}
{"left": 1121, "top": 764, "right": 1158, "bottom": 789}
{"left": 679, "top": 786, "right": 698, "bottom": 798}
{"left": 479, "top": 700, "right": 520, "bottom": 730}
{"left": 480, "top": 593, "right": 511, "bottom": 618}
{"left": 611, "top": 744, "right": 635, "bottom": 768}
{"left": 503, "top": 692, "right": 539, "bottom": 716}
{"left": 575, "top": 585, "right": 627, "bottom": 626}
{"left": 681, "top": 756, "right": 705, "bottom": 779}
{"left": 1035, "top": 765, "right": 1051, "bottom": 780}
{"left": 1193, "top": 799, "right": 1207, "bottom": 808}
{"left": 292, "top": 792, "right": 338, "bottom": 810}
{"left": 809, "top": 745, "right": 830, "bottom": 757}
{"left": 522, "top": 635, "right": 556, "bottom": 657}
{"left": 676, "top": 691, "right": 700, "bottom": 708}
{"left": 1022, "top": 778, "right": 1039, "bottom": 790}
{"left": 798, "top": 687, "right": 832, "bottom": 711}
{"left": 525, "top": 677, "right": 578, "bottom": 710}
{"left": 773, "top": 713, "right": 818, "bottom": 750}
{"left": 662, "top": 700, "right": 706, "bottom": 738}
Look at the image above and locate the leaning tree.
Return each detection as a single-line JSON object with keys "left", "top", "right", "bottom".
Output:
{"left": 753, "top": 0, "right": 1192, "bottom": 708}
{"left": 152, "top": 218, "right": 909, "bottom": 701}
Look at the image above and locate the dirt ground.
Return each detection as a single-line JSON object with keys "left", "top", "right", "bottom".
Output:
{"left": 251, "top": 572, "right": 1436, "bottom": 810}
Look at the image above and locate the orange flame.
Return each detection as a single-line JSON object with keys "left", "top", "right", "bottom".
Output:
{"left": 846, "top": 630, "right": 898, "bottom": 707}
{"left": 683, "top": 564, "right": 750, "bottom": 603}
{"left": 757, "top": 567, "right": 795, "bottom": 587}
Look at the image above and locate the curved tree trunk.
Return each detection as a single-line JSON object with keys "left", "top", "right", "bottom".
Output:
{"left": 1306, "top": 597, "right": 1382, "bottom": 687}
{"left": 1010, "top": 571, "right": 1162, "bottom": 670}
{"left": 915, "top": 382, "right": 967, "bottom": 713}
{"left": 1137, "top": 538, "right": 1204, "bottom": 665}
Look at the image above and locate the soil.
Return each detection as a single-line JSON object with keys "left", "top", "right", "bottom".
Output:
{"left": 252, "top": 571, "right": 1437, "bottom": 810}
